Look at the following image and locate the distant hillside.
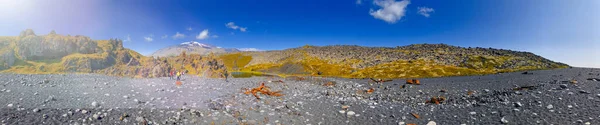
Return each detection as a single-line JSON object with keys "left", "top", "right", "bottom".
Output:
{"left": 150, "top": 41, "right": 239, "bottom": 57}
{"left": 219, "top": 44, "right": 569, "bottom": 78}
{"left": 0, "top": 29, "right": 569, "bottom": 79}
{"left": 0, "top": 29, "right": 227, "bottom": 78}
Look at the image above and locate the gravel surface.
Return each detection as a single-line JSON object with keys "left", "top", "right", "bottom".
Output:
{"left": 1, "top": 68, "right": 600, "bottom": 124}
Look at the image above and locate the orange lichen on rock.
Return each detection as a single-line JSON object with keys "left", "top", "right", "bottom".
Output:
{"left": 244, "top": 83, "right": 283, "bottom": 100}
{"left": 425, "top": 96, "right": 447, "bottom": 104}
{"left": 406, "top": 79, "right": 420, "bottom": 85}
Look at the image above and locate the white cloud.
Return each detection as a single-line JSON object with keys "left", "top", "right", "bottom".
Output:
{"left": 196, "top": 29, "right": 210, "bottom": 40}
{"left": 417, "top": 7, "right": 434, "bottom": 17}
{"left": 356, "top": 0, "right": 362, "bottom": 5}
{"left": 187, "top": 27, "right": 193, "bottom": 31}
{"left": 123, "top": 34, "right": 131, "bottom": 42}
{"left": 369, "top": 0, "right": 410, "bottom": 23}
{"left": 172, "top": 32, "right": 185, "bottom": 39}
{"left": 238, "top": 48, "right": 263, "bottom": 51}
{"left": 161, "top": 35, "right": 168, "bottom": 39}
{"left": 212, "top": 35, "right": 219, "bottom": 38}
{"left": 226, "top": 22, "right": 248, "bottom": 32}
{"left": 144, "top": 35, "right": 154, "bottom": 42}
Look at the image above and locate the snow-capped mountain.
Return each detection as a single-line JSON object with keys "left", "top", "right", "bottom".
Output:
{"left": 238, "top": 48, "right": 264, "bottom": 51}
{"left": 149, "top": 41, "right": 240, "bottom": 57}
{"left": 180, "top": 41, "right": 213, "bottom": 48}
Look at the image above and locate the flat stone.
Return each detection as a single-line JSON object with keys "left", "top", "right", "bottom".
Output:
{"left": 427, "top": 121, "right": 437, "bottom": 125}
{"left": 501, "top": 117, "right": 509, "bottom": 124}
{"left": 347, "top": 111, "right": 355, "bottom": 116}
{"left": 514, "top": 102, "right": 523, "bottom": 107}
{"left": 92, "top": 101, "right": 99, "bottom": 107}
{"left": 560, "top": 84, "right": 568, "bottom": 88}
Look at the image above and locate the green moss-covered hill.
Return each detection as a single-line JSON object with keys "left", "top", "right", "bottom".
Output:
{"left": 218, "top": 44, "right": 569, "bottom": 79}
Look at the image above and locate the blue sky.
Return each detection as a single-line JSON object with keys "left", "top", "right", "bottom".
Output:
{"left": 0, "top": 0, "right": 598, "bottom": 67}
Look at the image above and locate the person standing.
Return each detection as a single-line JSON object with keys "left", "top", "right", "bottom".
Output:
{"left": 176, "top": 71, "right": 181, "bottom": 81}
{"left": 170, "top": 70, "right": 174, "bottom": 80}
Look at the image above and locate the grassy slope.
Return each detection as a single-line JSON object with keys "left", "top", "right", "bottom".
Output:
{"left": 219, "top": 47, "right": 569, "bottom": 79}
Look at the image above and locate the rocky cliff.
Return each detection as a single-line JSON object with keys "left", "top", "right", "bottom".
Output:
{"left": 0, "top": 29, "right": 228, "bottom": 78}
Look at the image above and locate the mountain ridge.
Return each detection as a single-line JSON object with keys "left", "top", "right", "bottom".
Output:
{"left": 0, "top": 29, "right": 569, "bottom": 78}
{"left": 149, "top": 41, "right": 239, "bottom": 57}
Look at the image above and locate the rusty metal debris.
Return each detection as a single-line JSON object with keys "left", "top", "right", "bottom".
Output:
{"left": 119, "top": 113, "right": 128, "bottom": 121}
{"left": 341, "top": 105, "right": 349, "bottom": 110}
{"left": 467, "top": 90, "right": 474, "bottom": 96}
{"left": 513, "top": 85, "right": 536, "bottom": 91}
{"left": 440, "top": 89, "right": 447, "bottom": 93}
{"left": 425, "top": 96, "right": 447, "bottom": 104}
{"left": 411, "top": 112, "right": 420, "bottom": 119}
{"left": 406, "top": 79, "right": 420, "bottom": 85}
{"left": 588, "top": 78, "right": 600, "bottom": 81}
{"left": 271, "top": 80, "right": 284, "bottom": 83}
{"left": 366, "top": 88, "right": 375, "bottom": 94}
{"left": 323, "top": 81, "right": 336, "bottom": 87}
{"left": 406, "top": 123, "right": 417, "bottom": 125}
{"left": 243, "top": 83, "right": 283, "bottom": 100}
{"left": 570, "top": 80, "right": 578, "bottom": 84}
{"left": 369, "top": 78, "right": 392, "bottom": 83}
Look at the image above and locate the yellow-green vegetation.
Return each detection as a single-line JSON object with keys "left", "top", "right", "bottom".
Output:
{"left": 350, "top": 59, "right": 493, "bottom": 78}
{"left": 226, "top": 45, "right": 569, "bottom": 79}
{"left": 219, "top": 53, "right": 252, "bottom": 71}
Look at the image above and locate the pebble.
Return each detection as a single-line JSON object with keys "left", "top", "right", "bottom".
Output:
{"left": 123, "top": 95, "right": 129, "bottom": 99}
{"left": 92, "top": 101, "right": 99, "bottom": 107}
{"left": 501, "top": 117, "right": 509, "bottom": 124}
{"left": 469, "top": 112, "right": 476, "bottom": 115}
{"left": 585, "top": 122, "right": 591, "bottom": 125}
{"left": 339, "top": 110, "right": 346, "bottom": 114}
{"left": 560, "top": 84, "right": 568, "bottom": 88}
{"left": 426, "top": 121, "right": 437, "bottom": 125}
{"left": 398, "top": 121, "right": 405, "bottom": 125}
{"left": 514, "top": 102, "right": 523, "bottom": 107}
{"left": 136, "top": 116, "right": 145, "bottom": 122}
{"left": 568, "top": 105, "right": 573, "bottom": 108}
{"left": 93, "top": 114, "right": 102, "bottom": 120}
{"left": 7, "top": 104, "right": 13, "bottom": 108}
{"left": 33, "top": 108, "right": 40, "bottom": 112}
{"left": 580, "top": 90, "right": 590, "bottom": 94}
{"left": 483, "top": 89, "right": 490, "bottom": 93}
{"left": 547, "top": 104, "right": 554, "bottom": 109}
{"left": 82, "top": 110, "right": 88, "bottom": 114}
{"left": 42, "top": 114, "right": 48, "bottom": 119}
{"left": 347, "top": 111, "right": 355, "bottom": 116}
